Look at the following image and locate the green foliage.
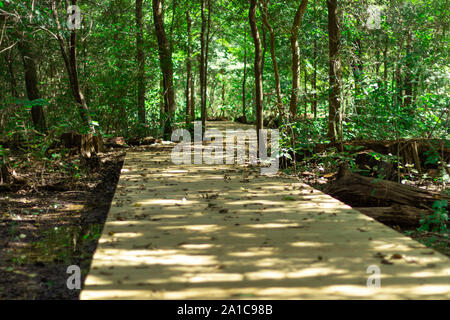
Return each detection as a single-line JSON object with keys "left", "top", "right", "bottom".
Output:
{"left": 0, "top": 144, "right": 5, "bottom": 166}
{"left": 32, "top": 226, "right": 79, "bottom": 264}
{"left": 418, "top": 200, "right": 448, "bottom": 234}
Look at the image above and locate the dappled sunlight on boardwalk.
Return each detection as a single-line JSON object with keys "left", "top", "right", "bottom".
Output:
{"left": 81, "top": 122, "right": 450, "bottom": 300}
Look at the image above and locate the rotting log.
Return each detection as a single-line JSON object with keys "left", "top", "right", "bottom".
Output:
{"left": 325, "top": 163, "right": 449, "bottom": 209}
{"left": 354, "top": 205, "right": 429, "bottom": 228}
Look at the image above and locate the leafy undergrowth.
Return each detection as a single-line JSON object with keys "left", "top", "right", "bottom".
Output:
{"left": 0, "top": 148, "right": 124, "bottom": 299}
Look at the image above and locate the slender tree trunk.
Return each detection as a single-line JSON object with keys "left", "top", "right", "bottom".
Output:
{"left": 159, "top": 75, "right": 165, "bottom": 130}
{"left": 261, "top": 26, "right": 267, "bottom": 78}
{"left": 326, "top": 0, "right": 341, "bottom": 141}
{"left": 261, "top": 0, "right": 283, "bottom": 119}
{"left": 383, "top": 33, "right": 388, "bottom": 83}
{"left": 169, "top": 0, "right": 177, "bottom": 52}
{"left": 304, "top": 60, "right": 308, "bottom": 117}
{"left": 221, "top": 69, "right": 226, "bottom": 116}
{"left": 242, "top": 27, "right": 247, "bottom": 120}
{"left": 4, "top": 50, "right": 18, "bottom": 98}
{"left": 351, "top": 38, "right": 363, "bottom": 115}
{"left": 289, "top": 0, "right": 309, "bottom": 120}
{"left": 404, "top": 31, "right": 413, "bottom": 109}
{"left": 395, "top": 39, "right": 404, "bottom": 108}
{"left": 17, "top": 40, "right": 47, "bottom": 132}
{"left": 249, "top": 0, "right": 263, "bottom": 150}
{"left": 185, "top": 11, "right": 193, "bottom": 124}
{"left": 52, "top": 0, "right": 94, "bottom": 132}
{"left": 136, "top": 0, "right": 146, "bottom": 125}
{"left": 200, "top": 0, "right": 208, "bottom": 134}
{"left": 190, "top": 71, "right": 195, "bottom": 121}
{"left": 68, "top": 1, "right": 93, "bottom": 131}
{"left": 312, "top": 0, "right": 317, "bottom": 119}
{"left": 153, "top": 0, "right": 176, "bottom": 138}
{"left": 205, "top": 0, "right": 212, "bottom": 121}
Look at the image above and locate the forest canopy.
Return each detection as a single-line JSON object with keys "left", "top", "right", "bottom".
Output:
{"left": 0, "top": 0, "right": 448, "bottom": 142}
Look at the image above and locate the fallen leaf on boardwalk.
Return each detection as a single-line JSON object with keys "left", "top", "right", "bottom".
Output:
{"left": 282, "top": 196, "right": 296, "bottom": 201}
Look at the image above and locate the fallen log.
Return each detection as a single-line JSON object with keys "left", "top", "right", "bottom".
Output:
{"left": 353, "top": 205, "right": 429, "bottom": 228}
{"left": 325, "top": 163, "right": 449, "bottom": 209}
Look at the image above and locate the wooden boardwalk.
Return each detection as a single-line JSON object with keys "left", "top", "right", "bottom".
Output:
{"left": 81, "top": 122, "right": 449, "bottom": 299}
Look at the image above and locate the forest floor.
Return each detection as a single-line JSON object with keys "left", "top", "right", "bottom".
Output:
{"left": 0, "top": 149, "right": 125, "bottom": 299}
{"left": 0, "top": 121, "right": 448, "bottom": 299}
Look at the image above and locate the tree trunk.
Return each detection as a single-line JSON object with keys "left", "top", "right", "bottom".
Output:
{"left": 52, "top": 0, "right": 94, "bottom": 132}
{"left": 261, "top": 0, "right": 283, "bottom": 119}
{"left": 221, "top": 69, "right": 226, "bottom": 116}
{"left": 303, "top": 58, "right": 308, "bottom": 117}
{"left": 326, "top": 0, "right": 341, "bottom": 141}
{"left": 191, "top": 70, "right": 195, "bottom": 121}
{"left": 242, "top": 27, "right": 247, "bottom": 121}
{"left": 312, "top": 0, "right": 317, "bottom": 119}
{"left": 394, "top": 37, "right": 404, "bottom": 108}
{"left": 261, "top": 25, "right": 267, "bottom": 78}
{"left": 4, "top": 50, "right": 18, "bottom": 98}
{"left": 136, "top": 0, "right": 146, "bottom": 125}
{"left": 17, "top": 39, "right": 47, "bottom": 132}
{"left": 289, "top": 0, "right": 309, "bottom": 120}
{"left": 200, "top": 0, "right": 208, "bottom": 135}
{"left": 351, "top": 37, "right": 363, "bottom": 115}
{"left": 205, "top": 0, "right": 212, "bottom": 123}
{"left": 185, "top": 10, "right": 193, "bottom": 124}
{"left": 404, "top": 31, "right": 413, "bottom": 109}
{"left": 68, "top": 1, "right": 93, "bottom": 131}
{"left": 153, "top": 0, "right": 176, "bottom": 138}
{"left": 249, "top": 0, "right": 263, "bottom": 150}
{"left": 383, "top": 33, "right": 388, "bottom": 82}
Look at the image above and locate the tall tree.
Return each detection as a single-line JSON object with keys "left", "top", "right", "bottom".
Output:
{"left": 289, "top": 0, "right": 309, "bottom": 120}
{"left": 404, "top": 30, "right": 413, "bottom": 109}
{"left": 242, "top": 26, "right": 248, "bottom": 121}
{"left": 199, "top": 0, "right": 208, "bottom": 135}
{"left": 326, "top": 0, "right": 341, "bottom": 141}
{"left": 249, "top": 0, "right": 263, "bottom": 149}
{"left": 153, "top": 0, "right": 176, "bottom": 138}
{"left": 17, "top": 39, "right": 47, "bottom": 132}
{"left": 136, "top": 0, "right": 146, "bottom": 125}
{"left": 185, "top": 10, "right": 194, "bottom": 124}
{"left": 261, "top": 0, "right": 283, "bottom": 119}
{"left": 51, "top": 0, "right": 94, "bottom": 132}
{"left": 312, "top": 0, "right": 317, "bottom": 118}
